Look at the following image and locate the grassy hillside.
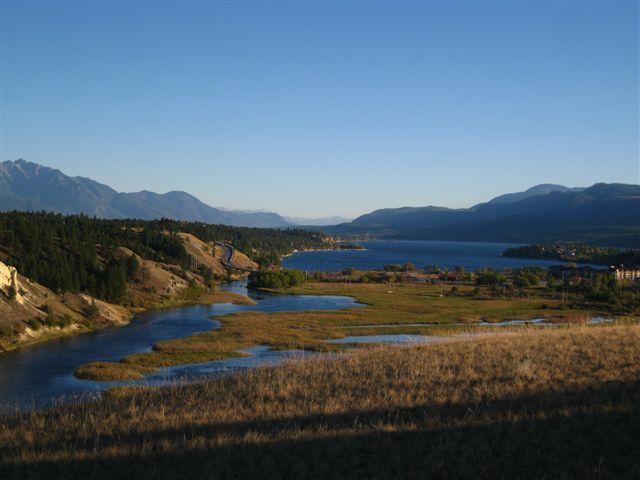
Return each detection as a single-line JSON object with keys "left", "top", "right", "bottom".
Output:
{"left": 2, "top": 325, "right": 638, "bottom": 479}
{"left": 0, "top": 264, "right": 132, "bottom": 352}
{"left": 0, "top": 257, "right": 253, "bottom": 353}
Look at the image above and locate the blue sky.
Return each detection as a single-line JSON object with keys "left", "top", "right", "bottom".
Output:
{"left": 1, "top": 1, "right": 638, "bottom": 217}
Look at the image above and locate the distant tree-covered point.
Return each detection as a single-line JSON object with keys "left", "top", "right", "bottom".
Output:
{"left": 503, "top": 244, "right": 640, "bottom": 268}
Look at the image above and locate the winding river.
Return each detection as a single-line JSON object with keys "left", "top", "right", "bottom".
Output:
{"left": 0, "top": 282, "right": 361, "bottom": 410}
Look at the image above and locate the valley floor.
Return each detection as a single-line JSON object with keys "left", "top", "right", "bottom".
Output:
{"left": 74, "top": 281, "right": 632, "bottom": 381}
{"left": 1, "top": 325, "right": 638, "bottom": 479}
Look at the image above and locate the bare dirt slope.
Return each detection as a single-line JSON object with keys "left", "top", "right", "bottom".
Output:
{"left": 114, "top": 247, "right": 192, "bottom": 306}
{"left": 178, "top": 233, "right": 257, "bottom": 272}
{"left": 177, "top": 233, "right": 227, "bottom": 275}
{"left": 229, "top": 248, "right": 258, "bottom": 271}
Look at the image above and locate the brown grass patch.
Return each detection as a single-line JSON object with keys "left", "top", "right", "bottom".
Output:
{"left": 74, "top": 362, "right": 155, "bottom": 381}
{"left": 1, "top": 325, "right": 638, "bottom": 479}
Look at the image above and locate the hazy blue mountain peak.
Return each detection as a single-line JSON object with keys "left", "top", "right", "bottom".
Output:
{"left": 0, "top": 159, "right": 292, "bottom": 228}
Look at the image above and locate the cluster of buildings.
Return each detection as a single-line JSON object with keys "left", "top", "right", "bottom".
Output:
{"left": 547, "top": 265, "right": 640, "bottom": 285}
{"left": 613, "top": 267, "right": 640, "bottom": 282}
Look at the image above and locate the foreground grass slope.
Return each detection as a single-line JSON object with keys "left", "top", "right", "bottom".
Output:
{"left": 2, "top": 325, "right": 638, "bottom": 479}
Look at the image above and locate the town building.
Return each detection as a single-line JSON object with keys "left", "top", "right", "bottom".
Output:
{"left": 613, "top": 268, "right": 640, "bottom": 282}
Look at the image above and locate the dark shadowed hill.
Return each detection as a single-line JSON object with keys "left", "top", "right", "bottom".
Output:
{"left": 477, "top": 183, "right": 585, "bottom": 206}
{"left": 0, "top": 160, "right": 291, "bottom": 228}
{"left": 325, "top": 183, "right": 640, "bottom": 246}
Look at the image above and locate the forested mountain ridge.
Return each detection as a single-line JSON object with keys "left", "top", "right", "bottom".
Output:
{"left": 0, "top": 159, "right": 292, "bottom": 228}
{"left": 326, "top": 183, "right": 640, "bottom": 246}
{"left": 3, "top": 160, "right": 637, "bottom": 245}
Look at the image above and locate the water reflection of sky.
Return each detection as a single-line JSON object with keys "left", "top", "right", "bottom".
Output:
{"left": 0, "top": 283, "right": 360, "bottom": 410}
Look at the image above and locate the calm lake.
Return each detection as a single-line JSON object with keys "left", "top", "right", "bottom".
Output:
{"left": 282, "top": 240, "right": 576, "bottom": 272}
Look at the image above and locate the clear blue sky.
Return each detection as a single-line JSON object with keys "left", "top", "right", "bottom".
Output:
{"left": 1, "top": 1, "right": 638, "bottom": 218}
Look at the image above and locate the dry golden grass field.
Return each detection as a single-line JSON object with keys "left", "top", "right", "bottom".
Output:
{"left": 1, "top": 325, "right": 639, "bottom": 479}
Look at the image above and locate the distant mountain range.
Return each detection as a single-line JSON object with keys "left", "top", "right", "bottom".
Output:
{"left": 2, "top": 159, "right": 638, "bottom": 245}
{"left": 480, "top": 184, "right": 586, "bottom": 206}
{"left": 285, "top": 215, "right": 353, "bottom": 227}
{"left": 325, "top": 183, "right": 640, "bottom": 247}
{"left": 214, "top": 208, "right": 352, "bottom": 226}
{"left": 0, "top": 159, "right": 293, "bottom": 228}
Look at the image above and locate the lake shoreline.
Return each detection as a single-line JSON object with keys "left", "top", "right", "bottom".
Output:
{"left": 281, "top": 246, "right": 367, "bottom": 259}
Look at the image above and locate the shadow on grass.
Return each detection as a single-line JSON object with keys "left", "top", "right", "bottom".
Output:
{"left": 2, "top": 380, "right": 639, "bottom": 479}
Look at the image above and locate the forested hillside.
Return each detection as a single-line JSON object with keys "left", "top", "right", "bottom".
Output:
{"left": 0, "top": 212, "right": 328, "bottom": 302}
